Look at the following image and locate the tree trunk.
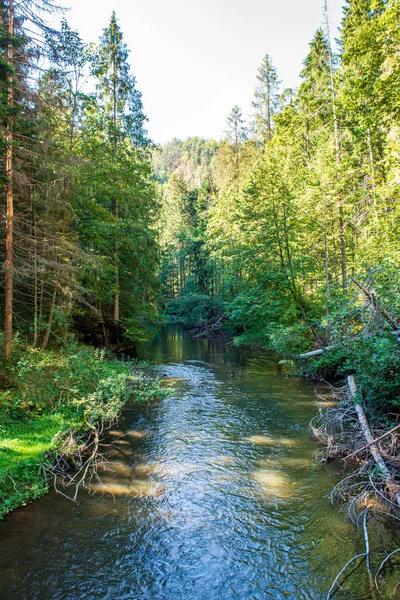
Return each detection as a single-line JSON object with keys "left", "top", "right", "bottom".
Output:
{"left": 41, "top": 279, "right": 57, "bottom": 351}
{"left": 324, "top": 218, "right": 330, "bottom": 317}
{"left": 33, "top": 208, "right": 38, "bottom": 346}
{"left": 4, "top": 0, "right": 14, "bottom": 358}
{"left": 339, "top": 204, "right": 347, "bottom": 293}
{"left": 112, "top": 50, "right": 120, "bottom": 323}
{"left": 324, "top": 0, "right": 347, "bottom": 294}
{"left": 114, "top": 197, "right": 120, "bottom": 322}
{"left": 348, "top": 376, "right": 400, "bottom": 507}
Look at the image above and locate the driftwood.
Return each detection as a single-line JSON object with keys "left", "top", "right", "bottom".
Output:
{"left": 311, "top": 374, "right": 400, "bottom": 596}
{"left": 299, "top": 346, "right": 335, "bottom": 359}
{"left": 348, "top": 376, "right": 400, "bottom": 507}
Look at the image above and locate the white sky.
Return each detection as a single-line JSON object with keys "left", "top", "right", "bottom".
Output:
{"left": 55, "top": 0, "right": 344, "bottom": 144}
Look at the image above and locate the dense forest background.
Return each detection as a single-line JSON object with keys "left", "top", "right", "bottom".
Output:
{"left": 155, "top": 0, "right": 400, "bottom": 411}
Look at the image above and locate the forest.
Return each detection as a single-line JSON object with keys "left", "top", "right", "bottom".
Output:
{"left": 1, "top": 0, "right": 400, "bottom": 597}
{"left": 156, "top": 1, "right": 400, "bottom": 413}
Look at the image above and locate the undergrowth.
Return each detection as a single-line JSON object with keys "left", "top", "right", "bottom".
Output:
{"left": 0, "top": 341, "right": 165, "bottom": 518}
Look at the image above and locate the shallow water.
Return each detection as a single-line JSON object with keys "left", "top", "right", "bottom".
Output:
{"left": 0, "top": 327, "right": 390, "bottom": 599}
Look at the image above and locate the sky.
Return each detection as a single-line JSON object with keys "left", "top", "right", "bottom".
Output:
{"left": 55, "top": 0, "right": 345, "bottom": 144}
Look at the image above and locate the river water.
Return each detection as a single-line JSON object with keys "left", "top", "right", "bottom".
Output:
{"left": 0, "top": 328, "right": 385, "bottom": 599}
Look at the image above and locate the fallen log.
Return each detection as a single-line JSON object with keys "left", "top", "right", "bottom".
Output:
{"left": 347, "top": 375, "right": 400, "bottom": 507}
{"left": 299, "top": 345, "right": 334, "bottom": 359}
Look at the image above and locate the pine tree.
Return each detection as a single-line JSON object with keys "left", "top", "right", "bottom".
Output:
{"left": 93, "top": 11, "right": 148, "bottom": 324}
{"left": 93, "top": 11, "right": 147, "bottom": 147}
{"left": 224, "top": 105, "right": 247, "bottom": 176}
{"left": 251, "top": 54, "right": 280, "bottom": 144}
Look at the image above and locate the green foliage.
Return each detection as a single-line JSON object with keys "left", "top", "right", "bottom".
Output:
{"left": 0, "top": 8, "right": 160, "bottom": 351}
{"left": 164, "top": 292, "right": 222, "bottom": 328}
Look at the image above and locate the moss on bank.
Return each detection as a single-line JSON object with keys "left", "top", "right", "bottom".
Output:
{"left": 0, "top": 343, "right": 164, "bottom": 519}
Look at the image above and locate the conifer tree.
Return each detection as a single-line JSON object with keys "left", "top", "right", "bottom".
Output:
{"left": 251, "top": 54, "right": 280, "bottom": 144}
{"left": 1, "top": 0, "right": 59, "bottom": 357}
{"left": 93, "top": 11, "right": 148, "bottom": 324}
{"left": 224, "top": 105, "right": 247, "bottom": 176}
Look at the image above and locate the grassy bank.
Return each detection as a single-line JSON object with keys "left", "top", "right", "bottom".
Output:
{"left": 0, "top": 342, "right": 164, "bottom": 519}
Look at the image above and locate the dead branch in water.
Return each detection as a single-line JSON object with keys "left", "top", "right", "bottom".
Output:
{"left": 192, "top": 315, "right": 226, "bottom": 338}
{"left": 346, "top": 424, "right": 400, "bottom": 461}
{"left": 40, "top": 420, "right": 111, "bottom": 502}
{"left": 375, "top": 549, "right": 400, "bottom": 590}
{"left": 348, "top": 375, "right": 400, "bottom": 507}
{"left": 310, "top": 375, "right": 400, "bottom": 598}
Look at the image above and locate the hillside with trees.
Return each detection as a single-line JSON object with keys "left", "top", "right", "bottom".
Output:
{"left": 158, "top": 0, "right": 400, "bottom": 412}
{"left": 1, "top": 4, "right": 160, "bottom": 354}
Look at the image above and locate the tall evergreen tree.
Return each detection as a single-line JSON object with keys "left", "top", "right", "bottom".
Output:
{"left": 251, "top": 53, "right": 280, "bottom": 144}
{"left": 93, "top": 11, "right": 148, "bottom": 324}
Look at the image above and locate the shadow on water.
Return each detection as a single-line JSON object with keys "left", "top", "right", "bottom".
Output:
{"left": 0, "top": 326, "right": 385, "bottom": 599}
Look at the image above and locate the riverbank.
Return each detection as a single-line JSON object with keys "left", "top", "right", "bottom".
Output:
{"left": 0, "top": 342, "right": 165, "bottom": 519}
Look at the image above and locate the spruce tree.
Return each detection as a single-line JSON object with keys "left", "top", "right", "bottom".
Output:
{"left": 251, "top": 54, "right": 280, "bottom": 144}
{"left": 93, "top": 11, "right": 148, "bottom": 324}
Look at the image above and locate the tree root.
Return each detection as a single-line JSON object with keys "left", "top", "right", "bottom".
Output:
{"left": 40, "top": 419, "right": 113, "bottom": 502}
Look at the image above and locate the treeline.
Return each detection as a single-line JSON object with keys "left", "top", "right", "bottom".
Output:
{"left": 157, "top": 0, "right": 400, "bottom": 410}
{"left": 1, "top": 1, "right": 160, "bottom": 355}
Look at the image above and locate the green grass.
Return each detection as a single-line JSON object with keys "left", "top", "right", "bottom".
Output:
{"left": 0, "top": 342, "right": 165, "bottom": 519}
{"left": 0, "top": 412, "right": 74, "bottom": 471}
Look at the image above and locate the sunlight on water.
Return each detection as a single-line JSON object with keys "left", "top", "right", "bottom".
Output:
{"left": 252, "top": 469, "right": 293, "bottom": 500}
{"left": 91, "top": 480, "right": 165, "bottom": 497}
{"left": 256, "top": 456, "right": 311, "bottom": 469}
{"left": 124, "top": 429, "right": 152, "bottom": 439}
{"left": 245, "top": 434, "right": 297, "bottom": 447}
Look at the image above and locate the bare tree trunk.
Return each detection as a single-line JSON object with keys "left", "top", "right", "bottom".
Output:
{"left": 42, "top": 279, "right": 57, "bottom": 351}
{"left": 324, "top": 0, "right": 347, "bottom": 293}
{"left": 33, "top": 208, "right": 38, "bottom": 346}
{"left": 112, "top": 53, "right": 120, "bottom": 324}
{"left": 114, "top": 197, "right": 120, "bottom": 322}
{"left": 339, "top": 205, "right": 347, "bottom": 293}
{"left": 38, "top": 275, "right": 45, "bottom": 337}
{"left": 5, "top": 0, "right": 14, "bottom": 358}
{"left": 179, "top": 252, "right": 184, "bottom": 293}
{"left": 324, "top": 219, "right": 330, "bottom": 317}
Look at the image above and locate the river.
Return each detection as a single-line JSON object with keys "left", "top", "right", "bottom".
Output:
{"left": 0, "top": 327, "right": 382, "bottom": 599}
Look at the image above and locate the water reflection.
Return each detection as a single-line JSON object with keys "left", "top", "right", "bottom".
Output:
{"left": 0, "top": 327, "right": 381, "bottom": 599}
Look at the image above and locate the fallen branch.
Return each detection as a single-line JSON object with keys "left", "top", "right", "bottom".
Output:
{"left": 193, "top": 315, "right": 226, "bottom": 338}
{"left": 350, "top": 277, "right": 400, "bottom": 335}
{"left": 327, "top": 553, "right": 366, "bottom": 599}
{"left": 348, "top": 375, "right": 400, "bottom": 507}
{"left": 299, "top": 346, "right": 334, "bottom": 359}
{"left": 345, "top": 424, "right": 400, "bottom": 461}
{"left": 375, "top": 549, "right": 400, "bottom": 589}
